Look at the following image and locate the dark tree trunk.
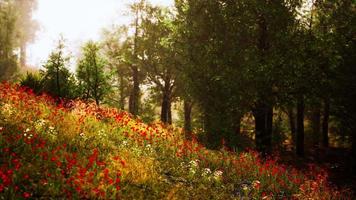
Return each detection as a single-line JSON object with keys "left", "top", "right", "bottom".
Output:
{"left": 184, "top": 100, "right": 193, "bottom": 139}
{"left": 296, "top": 95, "right": 305, "bottom": 157}
{"left": 266, "top": 106, "right": 273, "bottom": 150}
{"left": 129, "top": 7, "right": 140, "bottom": 116}
{"left": 160, "top": 85, "right": 170, "bottom": 124}
{"left": 129, "top": 66, "right": 139, "bottom": 116}
{"left": 352, "top": 126, "right": 356, "bottom": 175}
{"left": 322, "top": 98, "right": 330, "bottom": 148}
{"left": 253, "top": 103, "right": 273, "bottom": 155}
{"left": 167, "top": 99, "right": 172, "bottom": 125}
{"left": 287, "top": 107, "right": 297, "bottom": 146}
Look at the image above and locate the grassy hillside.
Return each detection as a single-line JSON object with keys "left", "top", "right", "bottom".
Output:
{"left": 0, "top": 83, "right": 351, "bottom": 199}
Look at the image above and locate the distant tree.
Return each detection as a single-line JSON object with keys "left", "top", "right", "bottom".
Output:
{"left": 0, "top": 0, "right": 18, "bottom": 81}
{"left": 14, "top": 0, "right": 38, "bottom": 68}
{"left": 127, "top": 0, "right": 147, "bottom": 116}
{"left": 76, "top": 41, "right": 111, "bottom": 106}
{"left": 41, "top": 38, "right": 76, "bottom": 100}
{"left": 0, "top": 0, "right": 38, "bottom": 80}
{"left": 102, "top": 25, "right": 131, "bottom": 110}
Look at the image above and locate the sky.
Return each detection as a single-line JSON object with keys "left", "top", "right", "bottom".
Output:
{"left": 27, "top": 0, "right": 173, "bottom": 69}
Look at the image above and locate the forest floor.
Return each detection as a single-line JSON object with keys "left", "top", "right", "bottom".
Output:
{"left": 278, "top": 146, "right": 356, "bottom": 192}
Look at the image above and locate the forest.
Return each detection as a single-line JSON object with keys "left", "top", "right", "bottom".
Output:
{"left": 0, "top": 0, "right": 355, "bottom": 199}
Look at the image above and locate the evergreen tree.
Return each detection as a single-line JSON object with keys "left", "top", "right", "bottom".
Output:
{"left": 41, "top": 38, "right": 75, "bottom": 100}
{"left": 77, "top": 41, "right": 111, "bottom": 106}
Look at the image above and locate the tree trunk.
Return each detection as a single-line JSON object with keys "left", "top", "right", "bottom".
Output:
{"left": 253, "top": 103, "right": 273, "bottom": 155}
{"left": 168, "top": 99, "right": 172, "bottom": 124}
{"left": 184, "top": 100, "right": 193, "bottom": 139}
{"left": 296, "top": 95, "right": 305, "bottom": 157}
{"left": 266, "top": 106, "right": 273, "bottom": 151}
{"left": 129, "top": 66, "right": 139, "bottom": 116}
{"left": 129, "top": 5, "right": 140, "bottom": 116}
{"left": 160, "top": 84, "right": 170, "bottom": 124}
{"left": 322, "top": 98, "right": 330, "bottom": 148}
{"left": 287, "top": 107, "right": 297, "bottom": 146}
{"left": 352, "top": 125, "right": 356, "bottom": 175}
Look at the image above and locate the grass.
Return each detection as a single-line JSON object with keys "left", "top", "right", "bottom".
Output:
{"left": 0, "top": 82, "right": 353, "bottom": 199}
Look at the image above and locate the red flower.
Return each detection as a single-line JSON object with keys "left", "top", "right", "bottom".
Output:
{"left": 120, "top": 160, "right": 126, "bottom": 167}
{"left": 23, "top": 192, "right": 31, "bottom": 198}
{"left": 23, "top": 174, "right": 30, "bottom": 179}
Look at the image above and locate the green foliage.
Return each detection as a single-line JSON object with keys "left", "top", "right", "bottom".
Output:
{"left": 76, "top": 41, "right": 111, "bottom": 105}
{"left": 101, "top": 25, "right": 131, "bottom": 110}
{"left": 19, "top": 72, "right": 43, "bottom": 94}
{"left": 41, "top": 38, "right": 76, "bottom": 99}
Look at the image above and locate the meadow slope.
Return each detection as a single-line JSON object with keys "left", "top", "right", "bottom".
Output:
{"left": 0, "top": 83, "right": 352, "bottom": 199}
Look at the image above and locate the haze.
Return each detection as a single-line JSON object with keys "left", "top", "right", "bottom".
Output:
{"left": 27, "top": 0, "right": 173, "bottom": 68}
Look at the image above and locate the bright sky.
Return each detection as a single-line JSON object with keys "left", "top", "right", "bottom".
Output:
{"left": 27, "top": 0, "right": 173, "bottom": 69}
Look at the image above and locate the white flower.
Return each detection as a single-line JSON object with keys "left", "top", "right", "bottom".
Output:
{"left": 80, "top": 132, "right": 85, "bottom": 137}
{"left": 242, "top": 184, "right": 249, "bottom": 191}
{"left": 189, "top": 160, "right": 199, "bottom": 168}
{"left": 202, "top": 168, "right": 212, "bottom": 176}
{"left": 25, "top": 128, "right": 31, "bottom": 132}
{"left": 213, "top": 170, "right": 223, "bottom": 178}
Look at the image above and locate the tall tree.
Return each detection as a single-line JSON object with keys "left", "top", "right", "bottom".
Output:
{"left": 41, "top": 37, "right": 75, "bottom": 100}
{"left": 128, "top": 0, "right": 147, "bottom": 116}
{"left": 102, "top": 25, "right": 131, "bottom": 110}
{"left": 139, "top": 5, "right": 178, "bottom": 124}
{"left": 77, "top": 41, "right": 111, "bottom": 106}
{"left": 14, "top": 0, "right": 38, "bottom": 68}
{"left": 0, "top": 0, "right": 18, "bottom": 81}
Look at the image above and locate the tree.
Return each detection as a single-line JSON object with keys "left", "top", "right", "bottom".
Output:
{"left": 127, "top": 0, "right": 147, "bottom": 116}
{"left": 77, "top": 41, "right": 111, "bottom": 106}
{"left": 0, "top": 0, "right": 38, "bottom": 80}
{"left": 0, "top": 0, "right": 18, "bottom": 81}
{"left": 14, "top": 0, "right": 38, "bottom": 68}
{"left": 102, "top": 25, "right": 131, "bottom": 110}
{"left": 41, "top": 38, "right": 75, "bottom": 100}
{"left": 175, "top": 0, "right": 300, "bottom": 151}
{"left": 139, "top": 5, "right": 178, "bottom": 124}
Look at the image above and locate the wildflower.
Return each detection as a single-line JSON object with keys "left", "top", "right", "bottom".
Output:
{"left": 189, "top": 160, "right": 199, "bottom": 168}
{"left": 213, "top": 170, "right": 223, "bottom": 181}
{"left": 252, "top": 180, "right": 261, "bottom": 190}
{"left": 23, "top": 192, "right": 31, "bottom": 198}
{"left": 120, "top": 160, "right": 126, "bottom": 167}
{"left": 202, "top": 168, "right": 212, "bottom": 177}
{"left": 23, "top": 174, "right": 30, "bottom": 179}
{"left": 241, "top": 184, "right": 249, "bottom": 191}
